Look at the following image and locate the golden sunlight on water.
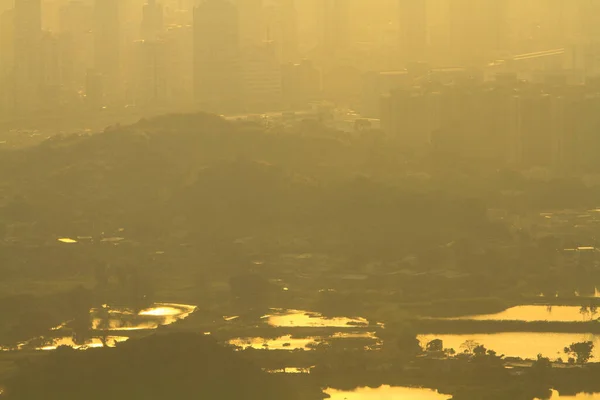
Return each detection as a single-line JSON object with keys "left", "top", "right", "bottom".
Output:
{"left": 57, "top": 238, "right": 78, "bottom": 244}
{"left": 451, "top": 306, "right": 599, "bottom": 322}
{"left": 267, "top": 309, "right": 368, "bottom": 328}
{"left": 229, "top": 331, "right": 379, "bottom": 351}
{"left": 325, "top": 385, "right": 449, "bottom": 400}
{"left": 265, "top": 367, "right": 312, "bottom": 374}
{"left": 229, "top": 335, "right": 317, "bottom": 350}
{"left": 91, "top": 303, "right": 197, "bottom": 331}
{"left": 418, "top": 333, "right": 600, "bottom": 361}
{"left": 537, "top": 390, "right": 600, "bottom": 399}
{"left": 38, "top": 336, "right": 129, "bottom": 351}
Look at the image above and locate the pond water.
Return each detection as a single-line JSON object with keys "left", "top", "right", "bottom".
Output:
{"left": 230, "top": 332, "right": 379, "bottom": 351}
{"left": 266, "top": 367, "right": 312, "bottom": 374}
{"left": 418, "top": 333, "right": 600, "bottom": 360}
{"left": 325, "top": 385, "right": 449, "bottom": 400}
{"left": 25, "top": 335, "right": 129, "bottom": 351}
{"left": 229, "top": 335, "right": 317, "bottom": 350}
{"left": 266, "top": 309, "right": 368, "bottom": 328}
{"left": 6, "top": 303, "right": 197, "bottom": 352}
{"left": 91, "top": 303, "right": 196, "bottom": 331}
{"left": 449, "top": 306, "right": 599, "bottom": 322}
{"left": 538, "top": 390, "right": 600, "bottom": 399}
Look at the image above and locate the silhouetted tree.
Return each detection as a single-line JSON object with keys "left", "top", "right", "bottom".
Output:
{"left": 426, "top": 339, "right": 444, "bottom": 353}
{"left": 460, "top": 340, "right": 480, "bottom": 355}
{"left": 564, "top": 341, "right": 594, "bottom": 365}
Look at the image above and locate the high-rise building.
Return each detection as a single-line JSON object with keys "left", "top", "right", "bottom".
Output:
{"left": 14, "top": 0, "right": 42, "bottom": 113}
{"left": 242, "top": 40, "right": 282, "bottom": 111}
{"left": 93, "top": 0, "right": 120, "bottom": 104}
{"left": 0, "top": 8, "right": 14, "bottom": 116}
{"left": 39, "top": 31, "right": 62, "bottom": 109}
{"left": 142, "top": 0, "right": 164, "bottom": 41}
{"left": 264, "top": 0, "right": 298, "bottom": 64}
{"left": 193, "top": 0, "right": 242, "bottom": 112}
{"left": 0, "top": 8, "right": 14, "bottom": 79}
{"left": 59, "top": 1, "right": 94, "bottom": 100}
{"left": 398, "top": 0, "right": 427, "bottom": 63}
{"left": 132, "top": 39, "right": 168, "bottom": 108}
{"left": 318, "top": 0, "right": 349, "bottom": 52}
{"left": 163, "top": 23, "right": 193, "bottom": 107}
{"left": 282, "top": 59, "right": 320, "bottom": 109}
{"left": 234, "top": 0, "right": 264, "bottom": 49}
{"left": 448, "top": 0, "right": 509, "bottom": 66}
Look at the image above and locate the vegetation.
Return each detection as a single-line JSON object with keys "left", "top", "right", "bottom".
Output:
{"left": 1, "top": 113, "right": 600, "bottom": 399}
{"left": 564, "top": 341, "right": 595, "bottom": 365}
{"left": 3, "top": 333, "right": 304, "bottom": 400}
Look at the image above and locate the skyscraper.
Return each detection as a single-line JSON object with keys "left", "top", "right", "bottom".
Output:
{"left": 448, "top": 0, "right": 509, "bottom": 66}
{"left": 234, "top": 0, "right": 264, "bottom": 49}
{"left": 142, "top": 0, "right": 164, "bottom": 41}
{"left": 319, "top": 0, "right": 349, "bottom": 52}
{"left": 242, "top": 40, "right": 282, "bottom": 112}
{"left": 0, "top": 8, "right": 14, "bottom": 116}
{"left": 59, "top": 1, "right": 94, "bottom": 98}
{"left": 398, "top": 0, "right": 427, "bottom": 62}
{"left": 0, "top": 8, "right": 14, "bottom": 80}
{"left": 263, "top": 0, "right": 298, "bottom": 63}
{"left": 132, "top": 39, "right": 168, "bottom": 107}
{"left": 14, "top": 0, "right": 42, "bottom": 113}
{"left": 275, "top": 0, "right": 298, "bottom": 63}
{"left": 94, "top": 0, "right": 120, "bottom": 103}
{"left": 193, "top": 0, "right": 242, "bottom": 112}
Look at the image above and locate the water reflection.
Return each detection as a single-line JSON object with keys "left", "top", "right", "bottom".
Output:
{"left": 230, "top": 332, "right": 378, "bottom": 351}
{"left": 449, "top": 306, "right": 599, "bottom": 322}
{"left": 266, "top": 367, "right": 311, "bottom": 374}
{"left": 325, "top": 385, "right": 449, "bottom": 400}
{"left": 91, "top": 303, "right": 196, "bottom": 331}
{"left": 267, "top": 309, "right": 368, "bottom": 328}
{"left": 229, "top": 335, "right": 316, "bottom": 350}
{"left": 36, "top": 336, "right": 129, "bottom": 351}
{"left": 419, "top": 333, "right": 600, "bottom": 360}
{"left": 538, "top": 390, "right": 600, "bottom": 399}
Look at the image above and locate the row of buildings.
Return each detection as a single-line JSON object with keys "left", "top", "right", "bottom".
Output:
{"left": 381, "top": 74, "right": 600, "bottom": 168}
{"left": 0, "top": 0, "right": 314, "bottom": 116}
{"left": 2, "top": 0, "right": 600, "bottom": 119}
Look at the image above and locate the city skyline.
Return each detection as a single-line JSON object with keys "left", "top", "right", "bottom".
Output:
{"left": 0, "top": 0, "right": 599, "bottom": 118}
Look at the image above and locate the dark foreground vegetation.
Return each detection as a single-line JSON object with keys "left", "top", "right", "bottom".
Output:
{"left": 2, "top": 333, "right": 315, "bottom": 400}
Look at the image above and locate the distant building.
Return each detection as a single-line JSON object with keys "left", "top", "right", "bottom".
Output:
{"left": 517, "top": 93, "right": 565, "bottom": 167}
{"left": 233, "top": 0, "right": 264, "bottom": 49}
{"left": 85, "top": 69, "right": 104, "bottom": 109}
{"left": 380, "top": 79, "right": 586, "bottom": 166}
{"left": 39, "top": 31, "right": 63, "bottom": 109}
{"left": 263, "top": 0, "right": 298, "bottom": 64}
{"left": 318, "top": 0, "right": 349, "bottom": 53}
{"left": 94, "top": 0, "right": 121, "bottom": 104}
{"left": 59, "top": 1, "right": 93, "bottom": 99}
{"left": 242, "top": 41, "right": 282, "bottom": 112}
{"left": 132, "top": 39, "right": 168, "bottom": 108}
{"left": 448, "top": 0, "right": 509, "bottom": 66}
{"left": 141, "top": 0, "right": 164, "bottom": 41}
{"left": 360, "top": 70, "right": 410, "bottom": 117}
{"left": 14, "top": 0, "right": 42, "bottom": 113}
{"left": 0, "top": 8, "right": 14, "bottom": 115}
{"left": 398, "top": 0, "right": 427, "bottom": 63}
{"left": 163, "top": 24, "right": 193, "bottom": 107}
{"left": 193, "top": 0, "right": 243, "bottom": 112}
{"left": 381, "top": 88, "right": 437, "bottom": 147}
{"left": 282, "top": 59, "right": 321, "bottom": 109}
